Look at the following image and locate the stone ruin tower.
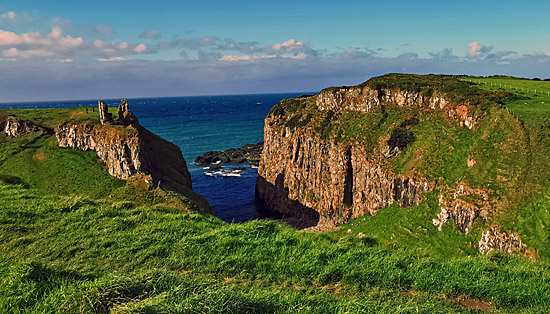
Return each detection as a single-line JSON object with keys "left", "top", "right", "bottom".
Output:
{"left": 98, "top": 100, "right": 113, "bottom": 125}
{"left": 117, "top": 99, "right": 138, "bottom": 125}
{"left": 98, "top": 99, "right": 138, "bottom": 126}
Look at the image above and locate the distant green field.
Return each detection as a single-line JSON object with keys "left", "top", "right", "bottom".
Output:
{"left": 463, "top": 77, "right": 550, "bottom": 126}
{"left": 0, "top": 106, "right": 118, "bottom": 128}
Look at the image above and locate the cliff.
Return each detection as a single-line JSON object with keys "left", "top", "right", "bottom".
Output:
{"left": 256, "top": 126, "right": 431, "bottom": 228}
{"left": 54, "top": 101, "right": 210, "bottom": 212}
{"left": 256, "top": 74, "right": 535, "bottom": 255}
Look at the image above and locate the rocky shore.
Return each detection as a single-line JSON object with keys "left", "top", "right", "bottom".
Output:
{"left": 194, "top": 142, "right": 263, "bottom": 166}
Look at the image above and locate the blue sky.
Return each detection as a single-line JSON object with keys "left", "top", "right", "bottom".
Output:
{"left": 0, "top": 0, "right": 549, "bottom": 101}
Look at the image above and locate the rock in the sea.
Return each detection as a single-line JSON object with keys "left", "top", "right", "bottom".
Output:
{"left": 194, "top": 142, "right": 263, "bottom": 166}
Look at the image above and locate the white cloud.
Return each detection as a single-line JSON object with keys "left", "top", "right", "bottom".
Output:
{"left": 0, "top": 11, "right": 32, "bottom": 24}
{"left": 134, "top": 43, "right": 147, "bottom": 53}
{"left": 219, "top": 53, "right": 307, "bottom": 61}
{"left": 0, "top": 27, "right": 83, "bottom": 49}
{"left": 468, "top": 42, "right": 483, "bottom": 56}
{"left": 264, "top": 39, "right": 313, "bottom": 56}
{"left": 0, "top": 26, "right": 150, "bottom": 60}
{"left": 93, "top": 40, "right": 104, "bottom": 48}
{"left": 139, "top": 29, "right": 161, "bottom": 39}
{"left": 98, "top": 56, "right": 127, "bottom": 62}
{"left": 3, "top": 47, "right": 55, "bottom": 58}
{"left": 220, "top": 55, "right": 276, "bottom": 61}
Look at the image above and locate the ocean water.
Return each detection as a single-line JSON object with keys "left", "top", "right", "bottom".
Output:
{"left": 0, "top": 93, "right": 302, "bottom": 222}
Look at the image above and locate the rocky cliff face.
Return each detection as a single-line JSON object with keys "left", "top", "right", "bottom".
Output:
{"left": 0, "top": 114, "right": 51, "bottom": 137}
{"left": 256, "top": 125, "right": 431, "bottom": 228}
{"left": 256, "top": 77, "right": 485, "bottom": 228}
{"left": 56, "top": 122, "right": 147, "bottom": 180}
{"left": 55, "top": 102, "right": 209, "bottom": 211}
{"left": 316, "top": 85, "right": 476, "bottom": 129}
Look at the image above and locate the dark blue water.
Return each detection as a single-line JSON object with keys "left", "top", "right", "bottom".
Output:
{"left": 0, "top": 93, "right": 301, "bottom": 222}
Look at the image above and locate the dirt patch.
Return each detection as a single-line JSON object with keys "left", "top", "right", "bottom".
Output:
{"left": 33, "top": 151, "right": 45, "bottom": 162}
{"left": 173, "top": 269, "right": 191, "bottom": 275}
{"left": 449, "top": 296, "right": 493, "bottom": 311}
{"left": 402, "top": 290, "right": 494, "bottom": 311}
{"left": 401, "top": 290, "right": 419, "bottom": 297}
{"left": 70, "top": 111, "right": 84, "bottom": 119}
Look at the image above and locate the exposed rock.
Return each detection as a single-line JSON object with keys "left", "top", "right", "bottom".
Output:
{"left": 467, "top": 155, "right": 477, "bottom": 168}
{"left": 316, "top": 85, "right": 477, "bottom": 129}
{"left": 194, "top": 142, "right": 263, "bottom": 166}
{"left": 255, "top": 125, "right": 432, "bottom": 228}
{"left": 381, "top": 145, "right": 400, "bottom": 159}
{"left": 478, "top": 225, "right": 526, "bottom": 255}
{"left": 432, "top": 183, "right": 490, "bottom": 234}
{"left": 127, "top": 173, "right": 154, "bottom": 190}
{"left": 98, "top": 101, "right": 113, "bottom": 125}
{"left": 0, "top": 114, "right": 51, "bottom": 137}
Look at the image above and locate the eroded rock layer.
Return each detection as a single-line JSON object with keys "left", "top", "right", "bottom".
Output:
{"left": 256, "top": 126, "right": 431, "bottom": 228}
{"left": 316, "top": 85, "right": 477, "bottom": 128}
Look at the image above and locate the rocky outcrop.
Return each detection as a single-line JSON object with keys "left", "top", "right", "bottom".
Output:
{"left": 478, "top": 225, "right": 526, "bottom": 255}
{"left": 316, "top": 85, "right": 476, "bottom": 129}
{"left": 56, "top": 122, "right": 145, "bottom": 180}
{"left": 432, "top": 183, "right": 491, "bottom": 234}
{"left": 194, "top": 142, "right": 263, "bottom": 166}
{"left": 0, "top": 114, "right": 51, "bottom": 137}
{"left": 256, "top": 125, "right": 431, "bottom": 228}
{"left": 55, "top": 101, "right": 210, "bottom": 212}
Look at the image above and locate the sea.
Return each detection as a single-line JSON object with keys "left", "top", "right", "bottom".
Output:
{"left": 0, "top": 93, "right": 303, "bottom": 223}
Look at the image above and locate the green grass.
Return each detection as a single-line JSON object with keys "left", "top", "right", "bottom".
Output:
{"left": 0, "top": 106, "right": 117, "bottom": 128}
{"left": 1, "top": 184, "right": 549, "bottom": 313}
{"left": 464, "top": 76, "right": 550, "bottom": 126}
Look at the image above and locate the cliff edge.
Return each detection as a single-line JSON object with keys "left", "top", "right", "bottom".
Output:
{"left": 54, "top": 100, "right": 211, "bottom": 212}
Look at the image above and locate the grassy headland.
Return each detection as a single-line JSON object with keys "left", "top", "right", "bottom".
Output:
{"left": 1, "top": 78, "right": 550, "bottom": 313}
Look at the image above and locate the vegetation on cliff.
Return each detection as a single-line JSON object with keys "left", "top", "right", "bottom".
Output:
{"left": 260, "top": 74, "right": 550, "bottom": 261}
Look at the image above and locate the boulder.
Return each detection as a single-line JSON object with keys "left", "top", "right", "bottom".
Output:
{"left": 194, "top": 142, "right": 263, "bottom": 166}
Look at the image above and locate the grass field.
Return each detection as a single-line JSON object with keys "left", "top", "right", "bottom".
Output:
{"left": 1, "top": 185, "right": 549, "bottom": 313}
{"left": 1, "top": 75, "right": 550, "bottom": 312}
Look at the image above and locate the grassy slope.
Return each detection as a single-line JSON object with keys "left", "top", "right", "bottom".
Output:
{"left": 1, "top": 80, "right": 550, "bottom": 312}
{"left": 465, "top": 77, "right": 550, "bottom": 259}
{"left": 1, "top": 185, "right": 549, "bottom": 313}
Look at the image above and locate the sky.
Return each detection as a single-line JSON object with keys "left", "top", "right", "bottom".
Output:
{"left": 0, "top": 0, "right": 549, "bottom": 102}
